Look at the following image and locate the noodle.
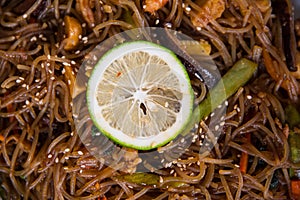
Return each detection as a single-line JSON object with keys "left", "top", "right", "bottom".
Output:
{"left": 0, "top": 0, "right": 299, "bottom": 199}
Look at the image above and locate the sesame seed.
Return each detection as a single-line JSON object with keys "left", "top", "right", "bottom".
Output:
{"left": 16, "top": 79, "right": 22, "bottom": 83}
{"left": 26, "top": 85, "right": 29, "bottom": 90}
{"left": 46, "top": 62, "right": 50, "bottom": 67}
{"left": 62, "top": 68, "right": 66, "bottom": 74}
{"left": 68, "top": 80, "right": 71, "bottom": 85}
{"left": 164, "top": 102, "right": 169, "bottom": 108}
{"left": 19, "top": 77, "right": 24, "bottom": 80}
{"left": 39, "top": 100, "right": 43, "bottom": 105}
{"left": 55, "top": 157, "right": 59, "bottom": 163}
{"left": 78, "top": 34, "right": 82, "bottom": 39}
{"left": 47, "top": 55, "right": 51, "bottom": 59}
{"left": 63, "top": 62, "right": 71, "bottom": 66}
{"left": 41, "top": 63, "right": 45, "bottom": 68}
{"left": 237, "top": 107, "right": 241, "bottom": 112}
{"left": 159, "top": 176, "right": 163, "bottom": 183}
{"left": 81, "top": 165, "right": 86, "bottom": 168}
{"left": 25, "top": 100, "right": 30, "bottom": 105}
{"left": 63, "top": 166, "right": 68, "bottom": 170}
{"left": 79, "top": 169, "right": 83, "bottom": 173}
{"left": 64, "top": 148, "right": 70, "bottom": 153}
{"left": 71, "top": 60, "right": 76, "bottom": 65}
{"left": 128, "top": 185, "right": 133, "bottom": 189}
{"left": 65, "top": 157, "right": 69, "bottom": 160}
{"left": 78, "top": 151, "right": 83, "bottom": 155}
{"left": 220, "top": 121, "right": 225, "bottom": 126}
{"left": 196, "top": 27, "right": 202, "bottom": 31}
{"left": 37, "top": 85, "right": 41, "bottom": 88}
{"left": 165, "top": 22, "right": 172, "bottom": 28}
{"left": 48, "top": 69, "right": 53, "bottom": 74}
{"left": 161, "top": 158, "right": 165, "bottom": 163}
{"left": 23, "top": 14, "right": 28, "bottom": 18}
{"left": 246, "top": 95, "right": 252, "bottom": 100}
{"left": 170, "top": 169, "right": 174, "bottom": 174}
{"left": 201, "top": 134, "right": 205, "bottom": 139}
{"left": 210, "top": 112, "right": 215, "bottom": 117}
{"left": 225, "top": 101, "right": 229, "bottom": 106}
{"left": 30, "top": 36, "right": 37, "bottom": 42}
{"left": 47, "top": 154, "right": 52, "bottom": 158}
{"left": 41, "top": 37, "right": 47, "bottom": 41}
{"left": 142, "top": 4, "right": 146, "bottom": 9}
{"left": 217, "top": 104, "right": 222, "bottom": 109}
{"left": 93, "top": 55, "right": 98, "bottom": 61}
{"left": 70, "top": 132, "right": 74, "bottom": 136}
{"left": 234, "top": 164, "right": 240, "bottom": 168}
{"left": 215, "top": 125, "right": 220, "bottom": 131}
{"left": 75, "top": 50, "right": 80, "bottom": 54}
{"left": 181, "top": 138, "right": 185, "bottom": 143}
{"left": 185, "top": 6, "right": 191, "bottom": 12}
{"left": 234, "top": 104, "right": 238, "bottom": 110}
{"left": 82, "top": 23, "right": 86, "bottom": 28}
{"left": 82, "top": 36, "right": 88, "bottom": 41}
{"left": 182, "top": 3, "right": 186, "bottom": 8}
{"left": 155, "top": 19, "right": 160, "bottom": 25}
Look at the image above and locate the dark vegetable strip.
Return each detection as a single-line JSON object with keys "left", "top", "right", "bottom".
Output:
{"left": 273, "top": 0, "right": 297, "bottom": 72}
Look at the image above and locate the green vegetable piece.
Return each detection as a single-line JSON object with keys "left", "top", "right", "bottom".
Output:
{"left": 113, "top": 173, "right": 188, "bottom": 187}
{"left": 289, "top": 131, "right": 300, "bottom": 164}
{"left": 122, "top": 10, "right": 136, "bottom": 28}
{"left": 182, "top": 58, "right": 258, "bottom": 136}
{"left": 285, "top": 105, "right": 300, "bottom": 128}
{"left": 114, "top": 173, "right": 160, "bottom": 186}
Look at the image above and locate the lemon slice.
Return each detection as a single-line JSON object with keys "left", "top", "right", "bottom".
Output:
{"left": 87, "top": 41, "right": 194, "bottom": 150}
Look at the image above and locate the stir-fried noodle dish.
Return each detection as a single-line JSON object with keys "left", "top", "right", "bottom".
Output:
{"left": 1, "top": 0, "right": 300, "bottom": 199}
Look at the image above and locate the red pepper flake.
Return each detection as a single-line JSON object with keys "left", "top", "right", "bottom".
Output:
{"left": 116, "top": 71, "right": 122, "bottom": 77}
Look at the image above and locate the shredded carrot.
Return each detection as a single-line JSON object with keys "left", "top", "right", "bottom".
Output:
{"left": 7, "top": 103, "right": 14, "bottom": 123}
{"left": 239, "top": 133, "right": 251, "bottom": 173}
{"left": 291, "top": 180, "right": 300, "bottom": 199}
{"left": 95, "top": 182, "right": 100, "bottom": 190}
{"left": 0, "top": 134, "right": 4, "bottom": 142}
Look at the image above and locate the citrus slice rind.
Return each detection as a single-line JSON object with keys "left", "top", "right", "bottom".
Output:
{"left": 87, "top": 41, "right": 194, "bottom": 150}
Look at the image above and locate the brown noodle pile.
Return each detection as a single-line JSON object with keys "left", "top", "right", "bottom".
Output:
{"left": 0, "top": 0, "right": 300, "bottom": 199}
